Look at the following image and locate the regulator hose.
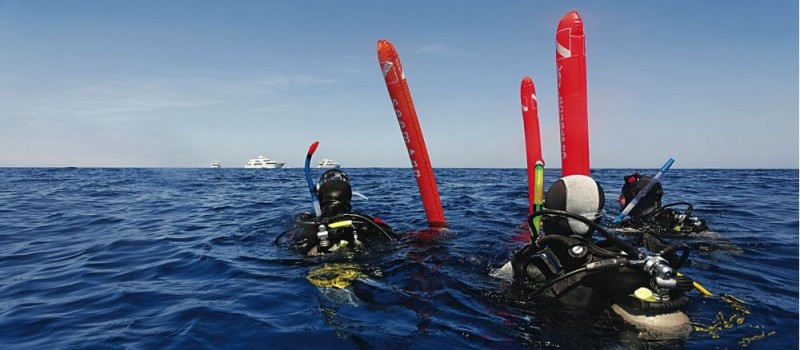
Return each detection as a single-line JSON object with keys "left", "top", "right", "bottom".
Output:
{"left": 660, "top": 202, "right": 694, "bottom": 217}
{"left": 617, "top": 294, "right": 690, "bottom": 313}
{"left": 537, "top": 234, "right": 620, "bottom": 259}
{"left": 526, "top": 257, "right": 631, "bottom": 298}
{"left": 658, "top": 243, "right": 691, "bottom": 270}
{"left": 346, "top": 213, "right": 398, "bottom": 241}
{"left": 274, "top": 227, "right": 293, "bottom": 245}
{"left": 634, "top": 202, "right": 694, "bottom": 221}
{"left": 675, "top": 274, "right": 695, "bottom": 293}
{"left": 529, "top": 209, "right": 643, "bottom": 259}
{"left": 526, "top": 266, "right": 588, "bottom": 298}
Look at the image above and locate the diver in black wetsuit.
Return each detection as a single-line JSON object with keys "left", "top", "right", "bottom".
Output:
{"left": 281, "top": 169, "right": 396, "bottom": 256}
{"left": 617, "top": 171, "right": 708, "bottom": 234}
{"left": 509, "top": 175, "right": 695, "bottom": 324}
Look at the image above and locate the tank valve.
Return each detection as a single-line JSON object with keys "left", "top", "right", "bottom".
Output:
{"left": 317, "top": 225, "right": 331, "bottom": 251}
{"left": 643, "top": 255, "right": 677, "bottom": 300}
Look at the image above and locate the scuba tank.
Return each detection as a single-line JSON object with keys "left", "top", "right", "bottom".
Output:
{"left": 512, "top": 209, "right": 695, "bottom": 334}
{"left": 288, "top": 213, "right": 391, "bottom": 256}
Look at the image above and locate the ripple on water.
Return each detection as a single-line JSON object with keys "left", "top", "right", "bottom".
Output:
{"left": 0, "top": 168, "right": 796, "bottom": 349}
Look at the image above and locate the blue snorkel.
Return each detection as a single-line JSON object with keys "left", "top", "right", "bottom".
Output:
{"left": 305, "top": 141, "right": 322, "bottom": 217}
{"left": 613, "top": 158, "right": 675, "bottom": 224}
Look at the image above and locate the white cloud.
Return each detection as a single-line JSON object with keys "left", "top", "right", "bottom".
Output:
{"left": 1, "top": 72, "right": 339, "bottom": 125}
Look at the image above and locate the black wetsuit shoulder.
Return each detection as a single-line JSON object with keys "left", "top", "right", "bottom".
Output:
{"left": 288, "top": 212, "right": 396, "bottom": 255}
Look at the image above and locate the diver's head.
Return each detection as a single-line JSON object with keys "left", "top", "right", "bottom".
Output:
{"left": 619, "top": 172, "right": 663, "bottom": 217}
{"left": 317, "top": 169, "right": 352, "bottom": 217}
{"left": 542, "top": 175, "right": 605, "bottom": 236}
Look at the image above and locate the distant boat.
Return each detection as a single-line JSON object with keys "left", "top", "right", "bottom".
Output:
{"left": 211, "top": 161, "right": 221, "bottom": 168}
{"left": 244, "top": 155, "right": 285, "bottom": 169}
{"left": 317, "top": 158, "right": 341, "bottom": 168}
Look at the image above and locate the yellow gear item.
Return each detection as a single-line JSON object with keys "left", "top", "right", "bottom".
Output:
{"left": 677, "top": 272, "right": 713, "bottom": 296}
{"left": 328, "top": 220, "right": 354, "bottom": 229}
{"left": 633, "top": 287, "right": 657, "bottom": 302}
{"left": 306, "top": 263, "right": 364, "bottom": 289}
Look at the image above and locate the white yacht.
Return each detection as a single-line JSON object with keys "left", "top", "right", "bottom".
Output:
{"left": 317, "top": 158, "right": 341, "bottom": 168}
{"left": 210, "top": 161, "right": 221, "bottom": 168}
{"left": 244, "top": 155, "right": 285, "bottom": 169}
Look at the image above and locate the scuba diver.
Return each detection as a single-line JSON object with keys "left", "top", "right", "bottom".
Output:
{"left": 508, "top": 175, "right": 696, "bottom": 333}
{"left": 279, "top": 169, "right": 397, "bottom": 257}
{"left": 617, "top": 171, "right": 708, "bottom": 234}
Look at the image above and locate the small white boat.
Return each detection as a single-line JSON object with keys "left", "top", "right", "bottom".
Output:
{"left": 211, "top": 161, "right": 221, "bottom": 168}
{"left": 317, "top": 158, "right": 341, "bottom": 168}
{"left": 244, "top": 155, "right": 285, "bottom": 169}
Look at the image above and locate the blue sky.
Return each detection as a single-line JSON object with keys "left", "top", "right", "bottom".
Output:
{"left": 0, "top": 1, "right": 797, "bottom": 168}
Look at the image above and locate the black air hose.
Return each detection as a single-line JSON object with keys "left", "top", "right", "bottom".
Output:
{"left": 634, "top": 294, "right": 690, "bottom": 313}
{"left": 526, "top": 257, "right": 631, "bottom": 298}
{"left": 658, "top": 243, "right": 691, "bottom": 269}
{"left": 529, "top": 209, "right": 643, "bottom": 259}
{"left": 346, "top": 213, "right": 397, "bottom": 241}
{"left": 675, "top": 274, "right": 695, "bottom": 293}
{"left": 537, "top": 234, "right": 621, "bottom": 259}
{"left": 650, "top": 202, "right": 695, "bottom": 219}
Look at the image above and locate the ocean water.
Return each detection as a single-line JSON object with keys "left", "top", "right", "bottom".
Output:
{"left": 0, "top": 167, "right": 797, "bottom": 349}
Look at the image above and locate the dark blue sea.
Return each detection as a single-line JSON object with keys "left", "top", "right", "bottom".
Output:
{"left": 1, "top": 167, "right": 797, "bottom": 349}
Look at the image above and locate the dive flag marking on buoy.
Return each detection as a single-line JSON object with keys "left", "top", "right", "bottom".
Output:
{"left": 556, "top": 28, "right": 572, "bottom": 59}
{"left": 556, "top": 10, "right": 590, "bottom": 176}
{"left": 377, "top": 39, "right": 446, "bottom": 228}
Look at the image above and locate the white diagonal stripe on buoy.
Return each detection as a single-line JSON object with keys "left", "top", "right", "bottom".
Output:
{"left": 556, "top": 43, "right": 571, "bottom": 58}
{"left": 381, "top": 62, "right": 393, "bottom": 77}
